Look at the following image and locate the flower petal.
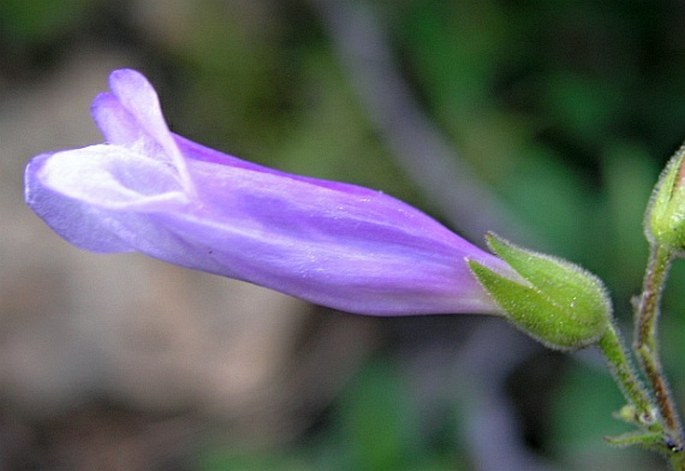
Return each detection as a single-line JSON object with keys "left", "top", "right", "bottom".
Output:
{"left": 91, "top": 92, "right": 142, "bottom": 147}
{"left": 26, "top": 152, "right": 129, "bottom": 253}
{"left": 25, "top": 143, "right": 190, "bottom": 253}
{"left": 103, "top": 69, "right": 195, "bottom": 194}
{"left": 162, "top": 158, "right": 508, "bottom": 314}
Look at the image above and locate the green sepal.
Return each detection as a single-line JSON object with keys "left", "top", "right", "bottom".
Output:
{"left": 646, "top": 143, "right": 685, "bottom": 252}
{"left": 468, "top": 233, "right": 612, "bottom": 351}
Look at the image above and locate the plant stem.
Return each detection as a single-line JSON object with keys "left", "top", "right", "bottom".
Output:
{"left": 635, "top": 243, "right": 684, "bottom": 448}
{"left": 598, "top": 322, "right": 656, "bottom": 425}
{"left": 670, "top": 451, "right": 685, "bottom": 471}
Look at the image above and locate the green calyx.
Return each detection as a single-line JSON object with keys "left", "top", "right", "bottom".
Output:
{"left": 468, "top": 233, "right": 612, "bottom": 351}
{"left": 646, "top": 144, "right": 685, "bottom": 252}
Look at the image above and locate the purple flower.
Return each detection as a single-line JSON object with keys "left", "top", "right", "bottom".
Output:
{"left": 25, "top": 68, "right": 513, "bottom": 316}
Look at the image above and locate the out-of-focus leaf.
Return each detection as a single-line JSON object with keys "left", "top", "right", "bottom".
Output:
{"left": 0, "top": 0, "right": 90, "bottom": 43}
{"left": 541, "top": 74, "right": 624, "bottom": 148}
{"left": 549, "top": 362, "right": 657, "bottom": 469}
{"left": 601, "top": 142, "right": 656, "bottom": 295}
{"left": 339, "top": 360, "right": 419, "bottom": 470}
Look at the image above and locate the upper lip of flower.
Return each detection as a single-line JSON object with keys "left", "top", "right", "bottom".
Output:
{"left": 93, "top": 69, "right": 197, "bottom": 198}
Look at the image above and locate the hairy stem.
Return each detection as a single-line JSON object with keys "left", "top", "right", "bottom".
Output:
{"left": 599, "top": 323, "right": 656, "bottom": 425}
{"left": 635, "top": 243, "right": 684, "bottom": 448}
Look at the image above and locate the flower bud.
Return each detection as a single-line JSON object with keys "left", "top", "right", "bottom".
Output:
{"left": 24, "top": 68, "right": 515, "bottom": 317}
{"left": 645, "top": 144, "right": 685, "bottom": 251}
{"left": 468, "top": 233, "right": 612, "bottom": 351}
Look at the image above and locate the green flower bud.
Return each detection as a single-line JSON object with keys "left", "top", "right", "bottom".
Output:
{"left": 645, "top": 144, "right": 685, "bottom": 251}
{"left": 468, "top": 233, "right": 612, "bottom": 351}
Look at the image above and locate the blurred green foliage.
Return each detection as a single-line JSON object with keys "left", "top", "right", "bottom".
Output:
{"left": 5, "top": 0, "right": 685, "bottom": 468}
{"left": 549, "top": 362, "right": 659, "bottom": 469}
{"left": 201, "top": 359, "right": 465, "bottom": 470}
{"left": 0, "top": 0, "right": 90, "bottom": 43}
